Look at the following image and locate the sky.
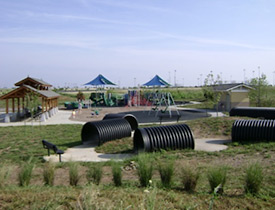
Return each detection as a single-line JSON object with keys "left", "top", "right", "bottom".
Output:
{"left": 1, "top": 0, "right": 275, "bottom": 88}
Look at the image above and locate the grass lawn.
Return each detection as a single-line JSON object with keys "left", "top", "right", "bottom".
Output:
{"left": 0, "top": 117, "right": 274, "bottom": 209}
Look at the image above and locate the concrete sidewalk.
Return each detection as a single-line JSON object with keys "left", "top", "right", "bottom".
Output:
{"left": 43, "top": 138, "right": 231, "bottom": 162}
{"left": 0, "top": 110, "right": 84, "bottom": 127}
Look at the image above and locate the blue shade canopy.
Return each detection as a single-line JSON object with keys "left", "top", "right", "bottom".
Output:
{"left": 84, "top": 74, "right": 116, "bottom": 86}
{"left": 143, "top": 75, "right": 170, "bottom": 87}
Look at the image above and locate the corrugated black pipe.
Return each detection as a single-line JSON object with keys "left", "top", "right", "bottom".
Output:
{"left": 230, "top": 107, "right": 275, "bottom": 119}
{"left": 133, "top": 124, "right": 194, "bottom": 152}
{"left": 103, "top": 113, "right": 138, "bottom": 130}
{"left": 81, "top": 118, "right": 132, "bottom": 145}
{"left": 232, "top": 119, "right": 275, "bottom": 142}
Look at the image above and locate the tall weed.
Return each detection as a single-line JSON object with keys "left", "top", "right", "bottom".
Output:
{"left": 18, "top": 159, "right": 34, "bottom": 187}
{"left": 43, "top": 162, "right": 55, "bottom": 186}
{"left": 69, "top": 162, "right": 80, "bottom": 186}
{"left": 207, "top": 166, "right": 227, "bottom": 194}
{"left": 137, "top": 154, "right": 153, "bottom": 187}
{"left": 181, "top": 166, "right": 200, "bottom": 192}
{"left": 0, "top": 164, "right": 11, "bottom": 188}
{"left": 245, "top": 162, "right": 263, "bottom": 195}
{"left": 112, "top": 162, "right": 122, "bottom": 187}
{"left": 86, "top": 163, "right": 103, "bottom": 185}
{"left": 158, "top": 160, "right": 174, "bottom": 188}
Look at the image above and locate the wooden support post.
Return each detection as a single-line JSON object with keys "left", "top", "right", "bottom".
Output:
{"left": 41, "top": 98, "right": 44, "bottom": 112}
{"left": 45, "top": 99, "right": 48, "bottom": 111}
{"left": 17, "top": 97, "right": 20, "bottom": 113}
{"left": 12, "top": 98, "right": 15, "bottom": 113}
{"left": 6, "top": 99, "right": 9, "bottom": 114}
{"left": 22, "top": 97, "right": 25, "bottom": 110}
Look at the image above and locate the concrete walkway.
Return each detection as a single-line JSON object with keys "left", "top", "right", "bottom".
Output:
{"left": 43, "top": 138, "right": 231, "bottom": 162}
{"left": 0, "top": 110, "right": 84, "bottom": 127}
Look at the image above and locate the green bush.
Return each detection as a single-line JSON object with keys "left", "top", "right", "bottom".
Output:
{"left": 43, "top": 162, "right": 55, "bottom": 186}
{"left": 86, "top": 164, "right": 103, "bottom": 185}
{"left": 137, "top": 154, "right": 153, "bottom": 187}
{"left": 18, "top": 160, "right": 34, "bottom": 187}
{"left": 207, "top": 166, "right": 227, "bottom": 194}
{"left": 112, "top": 162, "right": 122, "bottom": 187}
{"left": 245, "top": 162, "right": 263, "bottom": 195}
{"left": 181, "top": 167, "right": 200, "bottom": 192}
{"left": 158, "top": 160, "right": 174, "bottom": 188}
{"left": 69, "top": 162, "right": 80, "bottom": 186}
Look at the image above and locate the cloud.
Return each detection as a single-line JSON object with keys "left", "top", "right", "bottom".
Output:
{"left": 26, "top": 12, "right": 144, "bottom": 25}
{"left": 0, "top": 36, "right": 98, "bottom": 49}
{"left": 90, "top": 0, "right": 172, "bottom": 13}
{"left": 149, "top": 31, "right": 275, "bottom": 51}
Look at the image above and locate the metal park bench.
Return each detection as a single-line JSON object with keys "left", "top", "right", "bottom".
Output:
{"left": 42, "top": 140, "right": 64, "bottom": 162}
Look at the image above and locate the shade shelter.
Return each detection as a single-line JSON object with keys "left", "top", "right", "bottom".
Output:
{"left": 0, "top": 77, "right": 59, "bottom": 122}
{"left": 143, "top": 75, "right": 170, "bottom": 87}
{"left": 84, "top": 74, "right": 116, "bottom": 107}
{"left": 84, "top": 74, "right": 116, "bottom": 86}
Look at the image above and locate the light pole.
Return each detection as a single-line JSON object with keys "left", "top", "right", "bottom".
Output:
{"left": 258, "top": 66, "right": 261, "bottom": 106}
{"left": 273, "top": 71, "right": 275, "bottom": 86}
{"left": 243, "top": 69, "right": 245, "bottom": 83}
{"left": 174, "top": 70, "right": 177, "bottom": 87}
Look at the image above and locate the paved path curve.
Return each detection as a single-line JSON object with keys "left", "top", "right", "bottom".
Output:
{"left": 44, "top": 138, "right": 231, "bottom": 162}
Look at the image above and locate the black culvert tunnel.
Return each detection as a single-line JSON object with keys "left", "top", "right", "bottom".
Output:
{"left": 230, "top": 107, "right": 275, "bottom": 119}
{"left": 133, "top": 124, "right": 195, "bottom": 152}
{"left": 103, "top": 113, "right": 139, "bottom": 130}
{"left": 232, "top": 119, "right": 275, "bottom": 142}
{"left": 81, "top": 118, "right": 132, "bottom": 145}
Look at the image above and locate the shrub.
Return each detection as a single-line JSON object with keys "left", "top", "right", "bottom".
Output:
{"left": 43, "top": 162, "right": 55, "bottom": 186}
{"left": 181, "top": 166, "right": 200, "bottom": 192}
{"left": 137, "top": 154, "right": 153, "bottom": 187}
{"left": 158, "top": 160, "right": 174, "bottom": 188}
{"left": 112, "top": 162, "right": 122, "bottom": 187}
{"left": 245, "top": 162, "right": 263, "bottom": 195}
{"left": 18, "top": 160, "right": 34, "bottom": 187}
{"left": 86, "top": 163, "right": 103, "bottom": 185}
{"left": 207, "top": 166, "right": 227, "bottom": 194}
{"left": 69, "top": 162, "right": 80, "bottom": 186}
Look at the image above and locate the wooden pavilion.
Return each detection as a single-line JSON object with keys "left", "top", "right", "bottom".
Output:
{"left": 0, "top": 77, "right": 59, "bottom": 121}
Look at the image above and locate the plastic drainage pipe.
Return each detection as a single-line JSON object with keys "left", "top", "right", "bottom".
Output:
{"left": 231, "top": 119, "right": 275, "bottom": 142}
{"left": 81, "top": 118, "right": 132, "bottom": 145}
{"left": 230, "top": 107, "right": 275, "bottom": 119}
{"left": 103, "top": 113, "right": 139, "bottom": 130}
{"left": 133, "top": 124, "right": 195, "bottom": 153}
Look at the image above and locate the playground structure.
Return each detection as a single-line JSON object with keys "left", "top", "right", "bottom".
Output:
{"left": 64, "top": 89, "right": 179, "bottom": 118}
{"left": 146, "top": 91, "right": 179, "bottom": 118}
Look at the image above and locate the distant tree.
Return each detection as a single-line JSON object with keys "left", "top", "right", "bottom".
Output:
{"left": 249, "top": 74, "right": 272, "bottom": 107}
{"left": 24, "top": 91, "right": 39, "bottom": 126}
{"left": 203, "top": 73, "right": 222, "bottom": 114}
{"left": 76, "top": 91, "right": 85, "bottom": 101}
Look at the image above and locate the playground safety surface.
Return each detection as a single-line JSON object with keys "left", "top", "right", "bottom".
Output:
{"left": 70, "top": 106, "right": 209, "bottom": 124}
